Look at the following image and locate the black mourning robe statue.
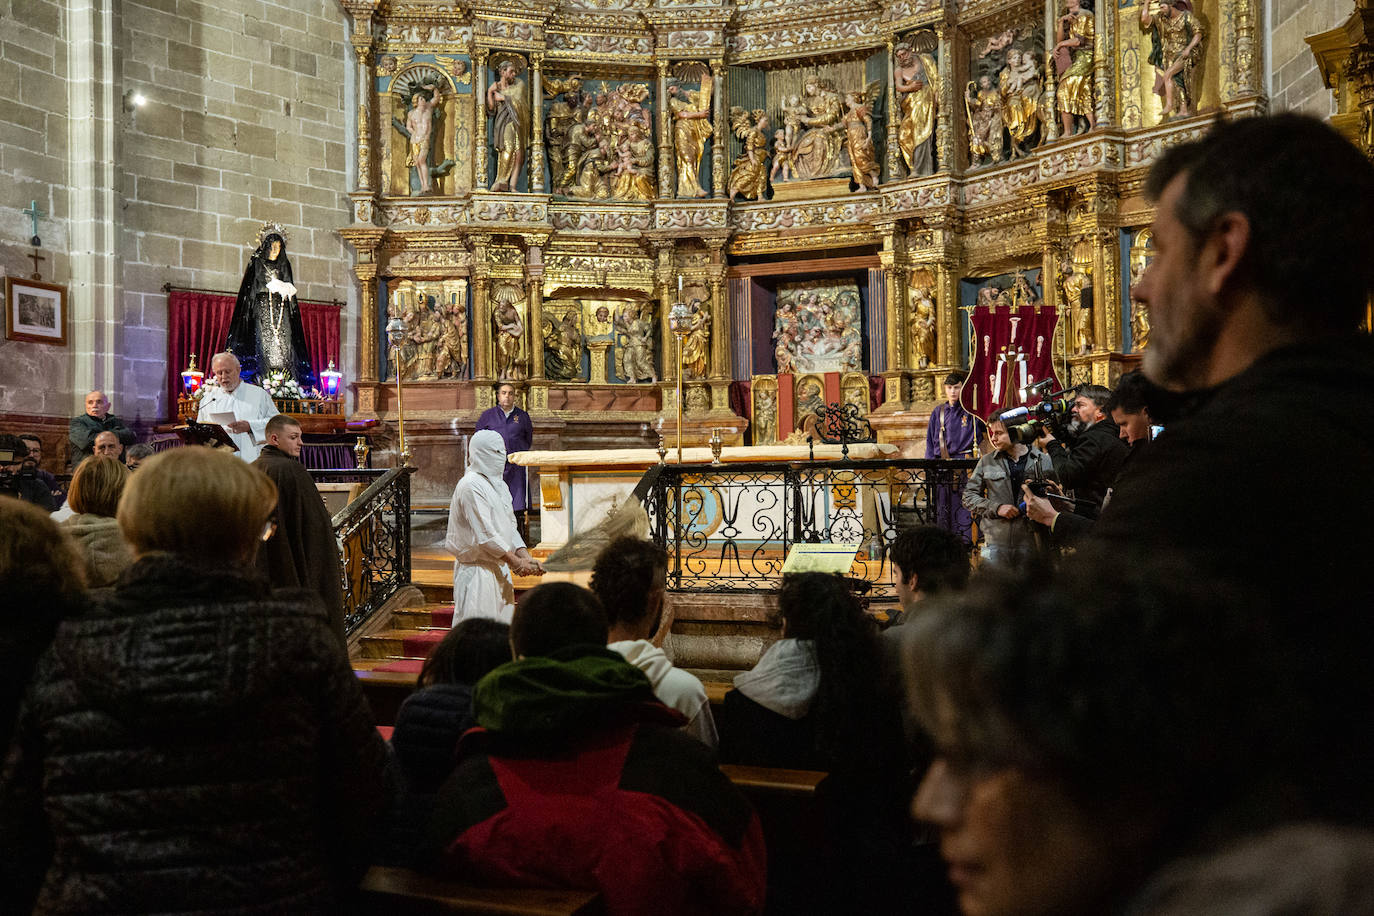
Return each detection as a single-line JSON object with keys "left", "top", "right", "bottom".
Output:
{"left": 227, "top": 234, "right": 316, "bottom": 389}
{"left": 252, "top": 445, "right": 346, "bottom": 645}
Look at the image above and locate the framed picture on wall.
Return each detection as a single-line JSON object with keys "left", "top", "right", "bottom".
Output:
{"left": 5, "top": 277, "right": 68, "bottom": 346}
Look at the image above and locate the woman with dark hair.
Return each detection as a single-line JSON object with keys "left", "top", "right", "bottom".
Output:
{"left": 721, "top": 573, "right": 916, "bottom": 913}
{"left": 226, "top": 225, "right": 316, "bottom": 388}
{"left": 0, "top": 447, "right": 387, "bottom": 913}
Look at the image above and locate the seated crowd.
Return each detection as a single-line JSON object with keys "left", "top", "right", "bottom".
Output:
{"left": 3, "top": 114, "right": 1374, "bottom": 915}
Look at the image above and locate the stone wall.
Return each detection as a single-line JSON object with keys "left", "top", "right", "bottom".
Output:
{"left": 1269, "top": 0, "right": 1348, "bottom": 114}
{"left": 0, "top": 0, "right": 72, "bottom": 419}
{"left": 0, "top": 0, "right": 355, "bottom": 437}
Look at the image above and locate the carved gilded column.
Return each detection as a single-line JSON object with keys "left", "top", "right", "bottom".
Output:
{"left": 474, "top": 48, "right": 490, "bottom": 191}
{"left": 1234, "top": 0, "right": 1257, "bottom": 97}
{"left": 935, "top": 259, "right": 960, "bottom": 368}
{"left": 936, "top": 29, "right": 954, "bottom": 172}
{"left": 877, "top": 224, "right": 909, "bottom": 371}
{"left": 1093, "top": 0, "right": 1115, "bottom": 126}
{"left": 351, "top": 38, "right": 374, "bottom": 192}
{"left": 707, "top": 240, "right": 728, "bottom": 379}
{"left": 530, "top": 52, "right": 546, "bottom": 193}
{"left": 657, "top": 60, "right": 673, "bottom": 198}
{"left": 654, "top": 242, "right": 677, "bottom": 381}
{"left": 885, "top": 39, "right": 901, "bottom": 179}
{"left": 1093, "top": 228, "right": 1121, "bottom": 352}
{"left": 469, "top": 233, "right": 492, "bottom": 379}
{"left": 1043, "top": 0, "right": 1060, "bottom": 141}
{"left": 711, "top": 59, "right": 727, "bottom": 197}
{"left": 526, "top": 235, "right": 548, "bottom": 379}
{"left": 356, "top": 263, "right": 379, "bottom": 382}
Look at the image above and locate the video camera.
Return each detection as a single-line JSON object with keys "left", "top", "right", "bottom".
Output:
{"left": 997, "top": 380, "right": 1077, "bottom": 446}
{"left": 0, "top": 444, "right": 40, "bottom": 499}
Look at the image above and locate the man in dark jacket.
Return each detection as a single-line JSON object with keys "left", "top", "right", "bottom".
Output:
{"left": 1035, "top": 383, "right": 1127, "bottom": 520}
{"left": 253, "top": 414, "right": 346, "bottom": 644}
{"left": 68, "top": 389, "right": 137, "bottom": 467}
{"left": 425, "top": 582, "right": 766, "bottom": 916}
{"left": 1088, "top": 115, "right": 1374, "bottom": 825}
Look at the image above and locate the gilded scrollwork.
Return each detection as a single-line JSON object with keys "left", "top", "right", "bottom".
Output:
{"left": 731, "top": 18, "right": 880, "bottom": 55}
{"left": 550, "top": 208, "right": 653, "bottom": 232}
{"left": 735, "top": 200, "right": 880, "bottom": 232}
{"left": 654, "top": 206, "right": 728, "bottom": 229}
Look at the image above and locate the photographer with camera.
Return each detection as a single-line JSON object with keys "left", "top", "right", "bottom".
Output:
{"left": 1033, "top": 384, "right": 1127, "bottom": 520}
{"left": 0, "top": 434, "right": 56, "bottom": 511}
{"left": 962, "top": 409, "right": 1056, "bottom": 567}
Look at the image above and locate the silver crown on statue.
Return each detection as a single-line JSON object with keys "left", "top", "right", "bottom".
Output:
{"left": 253, "top": 221, "right": 290, "bottom": 249}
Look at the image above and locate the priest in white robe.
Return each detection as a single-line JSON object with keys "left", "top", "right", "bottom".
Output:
{"left": 197, "top": 352, "right": 279, "bottom": 462}
{"left": 446, "top": 429, "right": 543, "bottom": 623}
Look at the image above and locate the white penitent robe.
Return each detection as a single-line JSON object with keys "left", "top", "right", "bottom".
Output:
{"left": 446, "top": 430, "right": 525, "bottom": 624}
{"left": 197, "top": 381, "right": 279, "bottom": 462}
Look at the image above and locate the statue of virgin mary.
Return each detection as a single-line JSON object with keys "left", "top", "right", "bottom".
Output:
{"left": 226, "top": 223, "right": 316, "bottom": 389}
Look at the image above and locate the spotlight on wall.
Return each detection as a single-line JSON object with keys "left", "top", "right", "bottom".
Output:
{"left": 122, "top": 90, "right": 147, "bottom": 112}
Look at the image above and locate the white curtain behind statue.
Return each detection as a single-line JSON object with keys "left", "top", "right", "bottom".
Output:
{"left": 446, "top": 430, "right": 525, "bottom": 623}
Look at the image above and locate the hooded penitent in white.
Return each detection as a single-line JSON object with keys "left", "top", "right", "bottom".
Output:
{"left": 446, "top": 429, "right": 526, "bottom": 624}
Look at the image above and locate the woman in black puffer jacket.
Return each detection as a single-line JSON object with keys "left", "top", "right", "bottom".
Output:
{"left": 0, "top": 447, "right": 389, "bottom": 914}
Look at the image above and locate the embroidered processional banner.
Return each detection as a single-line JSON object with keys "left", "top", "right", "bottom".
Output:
{"left": 959, "top": 271, "right": 1062, "bottom": 420}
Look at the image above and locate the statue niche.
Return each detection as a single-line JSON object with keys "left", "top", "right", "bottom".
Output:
{"left": 668, "top": 62, "right": 714, "bottom": 198}
{"left": 1054, "top": 0, "right": 1098, "bottom": 136}
{"left": 487, "top": 53, "right": 530, "bottom": 193}
{"left": 491, "top": 282, "right": 528, "bottom": 381}
{"left": 389, "top": 66, "right": 460, "bottom": 196}
{"left": 773, "top": 74, "right": 849, "bottom": 184}
{"left": 908, "top": 267, "right": 937, "bottom": 369}
{"left": 895, "top": 32, "right": 939, "bottom": 177}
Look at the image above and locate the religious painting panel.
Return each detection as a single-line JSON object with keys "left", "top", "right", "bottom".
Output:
{"left": 751, "top": 375, "right": 779, "bottom": 445}
{"left": 1125, "top": 227, "right": 1154, "bottom": 353}
{"left": 1117, "top": 0, "right": 1216, "bottom": 130}
{"left": 841, "top": 371, "right": 871, "bottom": 415}
{"left": 487, "top": 52, "right": 531, "bottom": 193}
{"left": 957, "top": 269, "right": 1061, "bottom": 420}
{"left": 772, "top": 279, "right": 864, "bottom": 375}
{"left": 542, "top": 300, "right": 587, "bottom": 382}
{"left": 545, "top": 73, "right": 656, "bottom": 201}
{"left": 380, "top": 60, "right": 470, "bottom": 198}
{"left": 965, "top": 21, "right": 1047, "bottom": 169}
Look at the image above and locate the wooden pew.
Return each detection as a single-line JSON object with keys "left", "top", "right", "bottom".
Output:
{"left": 357, "top": 866, "right": 603, "bottom": 915}
{"left": 720, "top": 763, "right": 826, "bottom": 796}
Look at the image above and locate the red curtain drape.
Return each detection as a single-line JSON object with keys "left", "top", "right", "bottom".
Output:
{"left": 166, "top": 291, "right": 342, "bottom": 413}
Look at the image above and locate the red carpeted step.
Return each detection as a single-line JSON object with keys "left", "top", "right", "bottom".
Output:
{"left": 401, "top": 629, "right": 446, "bottom": 657}
{"left": 429, "top": 606, "right": 454, "bottom": 627}
{"left": 373, "top": 658, "right": 426, "bottom": 674}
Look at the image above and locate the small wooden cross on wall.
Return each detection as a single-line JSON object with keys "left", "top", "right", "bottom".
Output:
{"left": 28, "top": 249, "right": 45, "bottom": 281}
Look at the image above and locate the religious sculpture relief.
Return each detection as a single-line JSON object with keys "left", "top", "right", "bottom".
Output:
{"left": 491, "top": 283, "right": 528, "bottom": 380}
{"left": 966, "top": 28, "right": 1045, "bottom": 168}
{"left": 542, "top": 303, "right": 586, "bottom": 381}
{"left": 776, "top": 75, "right": 849, "bottom": 183}
{"left": 1140, "top": 0, "right": 1206, "bottom": 119}
{"left": 1129, "top": 229, "right": 1154, "bottom": 351}
{"left": 751, "top": 376, "right": 779, "bottom": 445}
{"left": 1058, "top": 250, "right": 1095, "bottom": 354}
{"left": 390, "top": 67, "right": 459, "bottom": 195}
{"left": 841, "top": 372, "right": 870, "bottom": 415}
{"left": 895, "top": 34, "right": 939, "bottom": 177}
{"left": 669, "top": 63, "right": 714, "bottom": 198}
{"left": 841, "top": 83, "right": 884, "bottom": 191}
{"left": 614, "top": 302, "right": 658, "bottom": 383}
{"left": 487, "top": 53, "right": 530, "bottom": 192}
{"left": 685, "top": 384, "right": 711, "bottom": 414}
{"left": 550, "top": 78, "right": 655, "bottom": 201}
{"left": 773, "top": 281, "right": 864, "bottom": 374}
{"left": 727, "top": 107, "right": 770, "bottom": 201}
{"left": 681, "top": 296, "right": 712, "bottom": 380}
{"left": 908, "top": 268, "right": 937, "bottom": 368}
{"left": 1054, "top": 0, "right": 1097, "bottom": 136}
{"left": 386, "top": 279, "right": 470, "bottom": 381}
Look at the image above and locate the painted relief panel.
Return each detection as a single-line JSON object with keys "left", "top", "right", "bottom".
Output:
{"left": 545, "top": 74, "right": 656, "bottom": 200}
{"left": 384, "top": 278, "right": 471, "bottom": 381}
{"left": 772, "top": 280, "right": 864, "bottom": 374}
{"left": 966, "top": 24, "right": 1047, "bottom": 169}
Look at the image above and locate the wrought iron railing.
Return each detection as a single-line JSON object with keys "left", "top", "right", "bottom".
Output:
{"left": 326, "top": 466, "right": 414, "bottom": 634}
{"left": 644, "top": 458, "right": 977, "bottom": 599}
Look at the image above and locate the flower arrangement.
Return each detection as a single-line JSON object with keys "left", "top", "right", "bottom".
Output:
{"left": 263, "top": 369, "right": 309, "bottom": 399}
{"left": 191, "top": 378, "right": 220, "bottom": 401}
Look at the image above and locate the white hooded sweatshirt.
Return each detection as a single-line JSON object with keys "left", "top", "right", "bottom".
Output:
{"left": 608, "top": 638, "right": 718, "bottom": 748}
{"left": 446, "top": 429, "right": 525, "bottom": 624}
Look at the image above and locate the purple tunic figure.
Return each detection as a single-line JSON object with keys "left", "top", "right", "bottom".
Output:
{"left": 476, "top": 383, "right": 533, "bottom": 511}
{"left": 924, "top": 375, "right": 982, "bottom": 544}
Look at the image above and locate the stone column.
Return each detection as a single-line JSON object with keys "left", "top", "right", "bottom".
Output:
{"left": 1043, "top": 0, "right": 1060, "bottom": 141}
{"left": 711, "top": 59, "right": 727, "bottom": 197}
{"left": 526, "top": 235, "right": 548, "bottom": 379}
{"left": 530, "top": 52, "right": 546, "bottom": 193}
{"left": 885, "top": 39, "right": 901, "bottom": 179}
{"left": 657, "top": 60, "right": 673, "bottom": 197}
{"left": 356, "top": 263, "right": 379, "bottom": 382}
{"left": 469, "top": 234, "right": 492, "bottom": 379}
{"left": 474, "top": 49, "right": 490, "bottom": 190}
{"left": 351, "top": 37, "right": 374, "bottom": 192}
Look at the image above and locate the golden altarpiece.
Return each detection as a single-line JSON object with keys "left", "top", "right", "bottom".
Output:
{"left": 336, "top": 0, "right": 1263, "bottom": 501}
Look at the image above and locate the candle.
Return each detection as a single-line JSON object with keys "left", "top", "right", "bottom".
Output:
{"left": 678, "top": 275, "right": 683, "bottom": 293}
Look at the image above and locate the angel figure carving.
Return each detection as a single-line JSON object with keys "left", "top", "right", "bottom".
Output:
{"left": 727, "top": 107, "right": 770, "bottom": 201}
{"left": 841, "top": 82, "right": 884, "bottom": 191}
